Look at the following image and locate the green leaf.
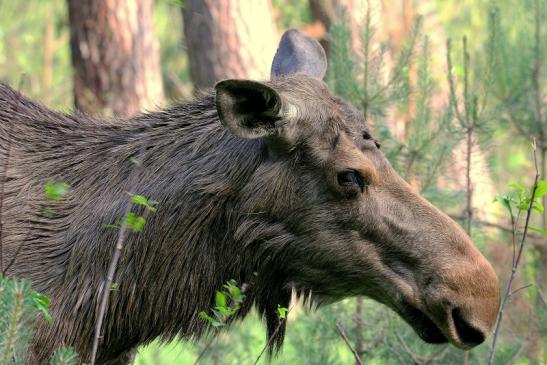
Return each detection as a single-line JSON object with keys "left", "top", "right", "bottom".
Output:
{"left": 277, "top": 304, "right": 288, "bottom": 319}
{"left": 101, "top": 223, "right": 120, "bottom": 230}
{"left": 534, "top": 180, "right": 547, "bottom": 198}
{"left": 215, "top": 291, "right": 227, "bottom": 308}
{"left": 126, "top": 212, "right": 136, "bottom": 226}
{"left": 516, "top": 201, "right": 529, "bottom": 211}
{"left": 532, "top": 201, "right": 544, "bottom": 214}
{"left": 32, "top": 291, "right": 52, "bottom": 323}
{"left": 212, "top": 309, "right": 225, "bottom": 322}
{"left": 129, "top": 157, "right": 141, "bottom": 166}
{"left": 509, "top": 182, "right": 526, "bottom": 192}
{"left": 494, "top": 194, "right": 514, "bottom": 219}
{"left": 529, "top": 226, "right": 547, "bottom": 236}
{"left": 131, "top": 195, "right": 149, "bottom": 206}
{"left": 132, "top": 216, "right": 146, "bottom": 232}
{"left": 44, "top": 180, "right": 70, "bottom": 201}
{"left": 198, "top": 311, "right": 215, "bottom": 324}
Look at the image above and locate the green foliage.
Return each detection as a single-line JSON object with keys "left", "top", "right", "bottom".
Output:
{"left": 199, "top": 280, "right": 245, "bottom": 328}
{"left": 276, "top": 305, "right": 288, "bottom": 320}
{"left": 31, "top": 291, "right": 52, "bottom": 323}
{"left": 272, "top": 0, "right": 312, "bottom": 28}
{"left": 102, "top": 194, "right": 158, "bottom": 233}
{"left": 49, "top": 347, "right": 78, "bottom": 365}
{"left": 125, "top": 212, "right": 147, "bottom": 233}
{"left": 44, "top": 180, "right": 69, "bottom": 202}
{"left": 494, "top": 180, "right": 547, "bottom": 221}
{"left": 0, "top": 276, "right": 35, "bottom": 365}
{"left": 0, "top": 275, "right": 75, "bottom": 364}
{"left": 0, "top": 1, "right": 72, "bottom": 108}
{"left": 130, "top": 195, "right": 158, "bottom": 212}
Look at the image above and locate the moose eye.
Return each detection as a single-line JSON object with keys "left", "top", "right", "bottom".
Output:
{"left": 337, "top": 170, "right": 366, "bottom": 192}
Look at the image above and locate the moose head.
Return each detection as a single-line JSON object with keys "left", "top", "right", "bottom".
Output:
{"left": 215, "top": 29, "right": 500, "bottom": 349}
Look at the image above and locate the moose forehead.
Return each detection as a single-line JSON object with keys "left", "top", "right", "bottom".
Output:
{"left": 273, "top": 75, "right": 371, "bottom": 148}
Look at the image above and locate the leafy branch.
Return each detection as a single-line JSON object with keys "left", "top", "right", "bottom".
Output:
{"left": 487, "top": 140, "right": 546, "bottom": 365}
{"left": 193, "top": 279, "right": 247, "bottom": 365}
{"left": 90, "top": 146, "right": 157, "bottom": 364}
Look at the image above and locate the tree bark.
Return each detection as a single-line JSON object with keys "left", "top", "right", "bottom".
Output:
{"left": 68, "top": 0, "right": 164, "bottom": 116}
{"left": 181, "top": 0, "right": 278, "bottom": 90}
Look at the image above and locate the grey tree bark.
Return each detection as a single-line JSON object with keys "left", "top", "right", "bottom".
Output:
{"left": 68, "top": 0, "right": 164, "bottom": 116}
{"left": 182, "top": 0, "right": 278, "bottom": 90}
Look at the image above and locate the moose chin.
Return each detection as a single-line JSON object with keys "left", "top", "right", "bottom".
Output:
{"left": 0, "top": 29, "right": 499, "bottom": 364}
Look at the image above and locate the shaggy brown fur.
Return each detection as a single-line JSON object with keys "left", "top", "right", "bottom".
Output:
{"left": 1, "top": 30, "right": 499, "bottom": 364}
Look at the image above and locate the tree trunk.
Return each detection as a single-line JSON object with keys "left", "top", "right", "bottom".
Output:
{"left": 68, "top": 0, "right": 164, "bottom": 116}
{"left": 181, "top": 0, "right": 278, "bottom": 90}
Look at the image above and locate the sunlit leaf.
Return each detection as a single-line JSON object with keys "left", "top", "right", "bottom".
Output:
{"left": 529, "top": 226, "right": 547, "bottom": 236}
{"left": 44, "top": 179, "right": 70, "bottom": 201}
{"left": 131, "top": 195, "right": 149, "bottom": 206}
{"left": 31, "top": 291, "right": 52, "bottom": 323}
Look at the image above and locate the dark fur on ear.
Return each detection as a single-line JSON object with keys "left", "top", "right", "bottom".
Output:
{"left": 271, "top": 29, "right": 327, "bottom": 80}
{"left": 215, "top": 80, "right": 283, "bottom": 139}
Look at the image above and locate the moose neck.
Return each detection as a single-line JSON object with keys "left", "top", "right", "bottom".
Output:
{"left": 104, "top": 95, "right": 292, "bottom": 345}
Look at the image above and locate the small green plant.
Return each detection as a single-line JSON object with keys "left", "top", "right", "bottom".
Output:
{"left": 49, "top": 347, "right": 78, "bottom": 365}
{"left": 44, "top": 180, "right": 70, "bottom": 202}
{"left": 494, "top": 180, "right": 547, "bottom": 235}
{"left": 0, "top": 276, "right": 36, "bottom": 364}
{"left": 198, "top": 279, "right": 245, "bottom": 328}
{"left": 102, "top": 194, "right": 158, "bottom": 233}
{"left": 488, "top": 144, "right": 545, "bottom": 364}
{"left": 277, "top": 304, "right": 288, "bottom": 320}
{"left": 31, "top": 291, "right": 52, "bottom": 323}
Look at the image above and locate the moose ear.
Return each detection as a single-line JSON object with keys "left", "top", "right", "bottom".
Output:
{"left": 215, "top": 79, "right": 284, "bottom": 139}
{"left": 271, "top": 29, "right": 327, "bottom": 80}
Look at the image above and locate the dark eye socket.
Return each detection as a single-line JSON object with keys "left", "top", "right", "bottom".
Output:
{"left": 337, "top": 170, "right": 366, "bottom": 192}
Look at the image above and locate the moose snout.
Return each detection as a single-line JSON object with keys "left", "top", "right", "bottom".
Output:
{"left": 423, "top": 252, "right": 500, "bottom": 349}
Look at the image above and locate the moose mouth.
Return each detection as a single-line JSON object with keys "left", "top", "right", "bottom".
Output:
{"left": 398, "top": 303, "right": 448, "bottom": 344}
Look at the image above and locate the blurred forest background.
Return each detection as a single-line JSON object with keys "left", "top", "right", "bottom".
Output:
{"left": 0, "top": 0, "right": 545, "bottom": 364}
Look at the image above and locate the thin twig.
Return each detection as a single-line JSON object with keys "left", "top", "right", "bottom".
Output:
{"left": 89, "top": 143, "right": 148, "bottom": 364}
{"left": 192, "top": 334, "right": 217, "bottom": 365}
{"left": 487, "top": 139, "right": 541, "bottom": 365}
{"left": 448, "top": 214, "right": 544, "bottom": 244}
{"left": 335, "top": 322, "right": 363, "bottom": 365}
{"left": 395, "top": 330, "right": 449, "bottom": 365}
{"left": 536, "top": 284, "right": 547, "bottom": 306}
{"left": 509, "top": 283, "right": 534, "bottom": 297}
{"left": 252, "top": 305, "right": 294, "bottom": 365}
{"left": 446, "top": 39, "right": 465, "bottom": 126}
{"left": 89, "top": 198, "right": 134, "bottom": 364}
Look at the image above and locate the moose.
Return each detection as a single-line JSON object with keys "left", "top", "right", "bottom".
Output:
{"left": 0, "top": 30, "right": 499, "bottom": 364}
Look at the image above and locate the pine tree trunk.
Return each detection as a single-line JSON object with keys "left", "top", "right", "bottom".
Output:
{"left": 42, "top": 4, "right": 54, "bottom": 106}
{"left": 181, "top": 0, "right": 278, "bottom": 90}
{"left": 67, "top": 0, "right": 164, "bottom": 116}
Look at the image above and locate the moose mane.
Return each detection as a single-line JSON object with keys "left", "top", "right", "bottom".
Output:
{"left": 1, "top": 81, "right": 295, "bottom": 360}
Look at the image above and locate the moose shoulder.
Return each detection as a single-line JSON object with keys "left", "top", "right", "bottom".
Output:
{"left": 0, "top": 29, "right": 499, "bottom": 364}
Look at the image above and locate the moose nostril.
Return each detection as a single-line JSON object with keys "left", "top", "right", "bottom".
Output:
{"left": 452, "top": 308, "right": 485, "bottom": 348}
